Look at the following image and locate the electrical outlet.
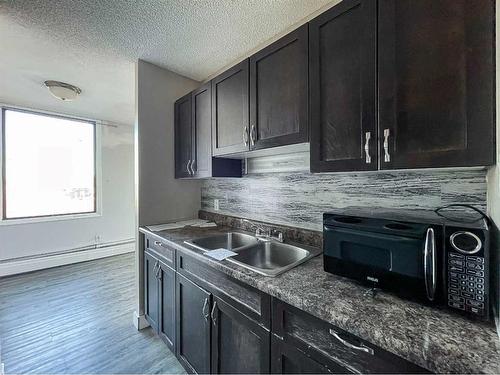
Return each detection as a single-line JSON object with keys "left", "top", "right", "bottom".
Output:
{"left": 214, "top": 199, "right": 220, "bottom": 211}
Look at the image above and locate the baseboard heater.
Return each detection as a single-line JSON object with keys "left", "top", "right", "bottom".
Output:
{"left": 0, "top": 239, "right": 135, "bottom": 277}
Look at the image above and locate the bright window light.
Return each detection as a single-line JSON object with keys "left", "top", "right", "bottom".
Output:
{"left": 3, "top": 109, "right": 96, "bottom": 219}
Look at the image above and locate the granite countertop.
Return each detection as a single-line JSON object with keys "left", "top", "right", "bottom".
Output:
{"left": 139, "top": 225, "right": 500, "bottom": 374}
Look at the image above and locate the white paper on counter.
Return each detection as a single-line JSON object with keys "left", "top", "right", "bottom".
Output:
{"left": 204, "top": 249, "right": 238, "bottom": 261}
{"left": 146, "top": 219, "right": 210, "bottom": 232}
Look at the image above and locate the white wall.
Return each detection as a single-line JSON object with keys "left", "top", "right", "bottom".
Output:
{"left": 0, "top": 122, "right": 135, "bottom": 264}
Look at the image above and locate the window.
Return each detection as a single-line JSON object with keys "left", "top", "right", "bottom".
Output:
{"left": 2, "top": 108, "right": 96, "bottom": 220}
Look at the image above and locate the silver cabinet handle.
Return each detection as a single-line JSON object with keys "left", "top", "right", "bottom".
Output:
{"left": 329, "top": 329, "right": 374, "bottom": 355}
{"left": 364, "top": 131, "right": 371, "bottom": 164}
{"left": 383, "top": 129, "right": 390, "bottom": 162}
{"left": 190, "top": 159, "right": 196, "bottom": 175}
{"left": 243, "top": 126, "right": 249, "bottom": 145}
{"left": 157, "top": 264, "right": 162, "bottom": 280}
{"left": 154, "top": 240, "right": 164, "bottom": 248}
{"left": 202, "top": 297, "right": 210, "bottom": 321}
{"left": 155, "top": 262, "right": 161, "bottom": 278}
{"left": 210, "top": 301, "right": 217, "bottom": 326}
{"left": 186, "top": 160, "right": 192, "bottom": 175}
{"left": 250, "top": 124, "right": 256, "bottom": 146}
{"left": 153, "top": 261, "right": 160, "bottom": 278}
{"left": 424, "top": 228, "right": 436, "bottom": 301}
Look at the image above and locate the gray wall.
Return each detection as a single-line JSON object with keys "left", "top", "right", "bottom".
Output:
{"left": 136, "top": 60, "right": 200, "bottom": 227}
{"left": 134, "top": 60, "right": 200, "bottom": 323}
{"left": 202, "top": 169, "right": 487, "bottom": 232}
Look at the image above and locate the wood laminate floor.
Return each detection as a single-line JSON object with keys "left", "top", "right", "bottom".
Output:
{"left": 0, "top": 253, "right": 185, "bottom": 374}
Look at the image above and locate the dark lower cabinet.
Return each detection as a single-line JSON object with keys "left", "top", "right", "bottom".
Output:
{"left": 144, "top": 248, "right": 176, "bottom": 352}
{"left": 211, "top": 296, "right": 270, "bottom": 374}
{"left": 144, "top": 250, "right": 160, "bottom": 332}
{"left": 271, "top": 335, "right": 346, "bottom": 374}
{"left": 158, "top": 261, "right": 176, "bottom": 351}
{"left": 144, "top": 236, "right": 430, "bottom": 374}
{"left": 176, "top": 274, "right": 211, "bottom": 374}
{"left": 378, "top": 0, "right": 494, "bottom": 169}
{"left": 309, "top": 0, "right": 377, "bottom": 173}
{"left": 272, "top": 300, "right": 429, "bottom": 374}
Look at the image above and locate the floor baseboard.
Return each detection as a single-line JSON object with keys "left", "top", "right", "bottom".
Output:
{"left": 0, "top": 242, "right": 135, "bottom": 277}
{"left": 133, "top": 311, "right": 150, "bottom": 330}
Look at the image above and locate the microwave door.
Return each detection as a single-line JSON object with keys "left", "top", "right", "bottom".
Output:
{"left": 424, "top": 228, "right": 437, "bottom": 301}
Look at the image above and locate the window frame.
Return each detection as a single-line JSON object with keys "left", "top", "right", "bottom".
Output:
{"left": 0, "top": 105, "right": 102, "bottom": 225}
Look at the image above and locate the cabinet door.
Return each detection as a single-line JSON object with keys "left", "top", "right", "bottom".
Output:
{"left": 144, "top": 251, "right": 159, "bottom": 332}
{"left": 158, "top": 261, "right": 176, "bottom": 352}
{"left": 175, "top": 92, "right": 193, "bottom": 178}
{"left": 211, "top": 296, "right": 270, "bottom": 374}
{"left": 176, "top": 274, "right": 211, "bottom": 374}
{"left": 249, "top": 25, "right": 308, "bottom": 150}
{"left": 212, "top": 60, "right": 250, "bottom": 156}
{"left": 309, "top": 0, "right": 377, "bottom": 173}
{"left": 378, "top": 0, "right": 495, "bottom": 169}
{"left": 271, "top": 336, "right": 345, "bottom": 374}
{"left": 192, "top": 83, "right": 212, "bottom": 178}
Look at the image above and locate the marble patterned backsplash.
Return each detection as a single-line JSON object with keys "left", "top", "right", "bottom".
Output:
{"left": 201, "top": 169, "right": 488, "bottom": 231}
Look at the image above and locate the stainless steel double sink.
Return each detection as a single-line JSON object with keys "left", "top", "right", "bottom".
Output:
{"left": 184, "top": 232, "right": 318, "bottom": 277}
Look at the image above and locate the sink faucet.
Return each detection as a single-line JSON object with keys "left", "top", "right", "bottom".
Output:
{"left": 240, "top": 219, "right": 284, "bottom": 242}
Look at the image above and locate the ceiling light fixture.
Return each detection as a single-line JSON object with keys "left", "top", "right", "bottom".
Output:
{"left": 44, "top": 80, "right": 82, "bottom": 101}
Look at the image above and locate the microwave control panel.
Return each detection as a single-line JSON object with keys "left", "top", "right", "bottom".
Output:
{"left": 446, "top": 228, "right": 488, "bottom": 319}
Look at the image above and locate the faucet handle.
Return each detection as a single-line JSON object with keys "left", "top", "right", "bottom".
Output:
{"left": 271, "top": 230, "right": 284, "bottom": 242}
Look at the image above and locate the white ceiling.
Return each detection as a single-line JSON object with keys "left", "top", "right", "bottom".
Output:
{"left": 0, "top": 0, "right": 334, "bottom": 125}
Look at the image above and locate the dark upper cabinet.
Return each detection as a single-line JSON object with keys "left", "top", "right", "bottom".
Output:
{"left": 309, "top": 0, "right": 377, "bottom": 173}
{"left": 144, "top": 251, "right": 160, "bottom": 332}
{"left": 378, "top": 0, "right": 495, "bottom": 169}
{"left": 249, "top": 25, "right": 308, "bottom": 150}
{"left": 158, "top": 260, "right": 176, "bottom": 351}
{"left": 174, "top": 93, "right": 193, "bottom": 178}
{"left": 175, "top": 84, "right": 242, "bottom": 179}
{"left": 192, "top": 83, "right": 212, "bottom": 178}
{"left": 211, "top": 296, "right": 270, "bottom": 374}
{"left": 212, "top": 60, "right": 250, "bottom": 155}
{"left": 176, "top": 274, "right": 211, "bottom": 374}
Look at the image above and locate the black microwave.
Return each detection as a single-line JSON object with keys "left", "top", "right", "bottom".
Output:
{"left": 323, "top": 207, "right": 490, "bottom": 320}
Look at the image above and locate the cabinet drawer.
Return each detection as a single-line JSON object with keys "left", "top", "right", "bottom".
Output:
{"left": 145, "top": 235, "right": 175, "bottom": 269}
{"left": 271, "top": 334, "right": 348, "bottom": 374}
{"left": 272, "top": 300, "right": 428, "bottom": 374}
{"left": 177, "top": 250, "right": 271, "bottom": 327}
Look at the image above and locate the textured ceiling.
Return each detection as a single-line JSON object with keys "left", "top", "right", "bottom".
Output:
{"left": 0, "top": 0, "right": 335, "bottom": 125}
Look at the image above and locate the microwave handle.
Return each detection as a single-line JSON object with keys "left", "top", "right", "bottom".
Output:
{"left": 424, "top": 228, "right": 437, "bottom": 301}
